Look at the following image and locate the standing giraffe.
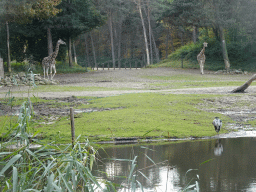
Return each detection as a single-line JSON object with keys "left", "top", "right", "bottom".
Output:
{"left": 197, "top": 42, "right": 208, "bottom": 75}
{"left": 42, "top": 39, "right": 66, "bottom": 80}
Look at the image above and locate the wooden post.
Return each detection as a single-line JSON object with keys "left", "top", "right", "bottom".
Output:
{"left": 103, "top": 63, "right": 104, "bottom": 70}
{"left": 70, "top": 107, "right": 75, "bottom": 148}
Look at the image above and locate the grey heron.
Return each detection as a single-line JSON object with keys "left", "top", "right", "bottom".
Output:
{"left": 212, "top": 117, "right": 222, "bottom": 134}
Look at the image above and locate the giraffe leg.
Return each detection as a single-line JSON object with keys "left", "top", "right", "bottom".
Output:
{"left": 50, "top": 64, "right": 53, "bottom": 80}
{"left": 199, "top": 60, "right": 204, "bottom": 75}
{"left": 46, "top": 67, "right": 49, "bottom": 79}
{"left": 52, "top": 64, "right": 56, "bottom": 79}
{"left": 43, "top": 66, "right": 46, "bottom": 79}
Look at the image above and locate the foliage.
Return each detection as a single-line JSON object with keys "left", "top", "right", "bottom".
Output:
{"left": 160, "top": 0, "right": 206, "bottom": 27}
{"left": 52, "top": 0, "right": 105, "bottom": 39}
{"left": 0, "top": 0, "right": 61, "bottom": 24}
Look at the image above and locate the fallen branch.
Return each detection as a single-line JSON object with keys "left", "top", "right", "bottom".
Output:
{"left": 231, "top": 74, "right": 256, "bottom": 93}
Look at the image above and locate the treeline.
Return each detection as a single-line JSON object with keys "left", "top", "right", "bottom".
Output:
{"left": 1, "top": 0, "right": 256, "bottom": 72}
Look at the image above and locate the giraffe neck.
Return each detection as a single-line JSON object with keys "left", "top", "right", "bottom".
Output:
{"left": 51, "top": 43, "right": 60, "bottom": 59}
{"left": 201, "top": 46, "right": 205, "bottom": 55}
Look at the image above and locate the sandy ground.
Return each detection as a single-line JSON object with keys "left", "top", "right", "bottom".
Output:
{"left": 0, "top": 67, "right": 256, "bottom": 98}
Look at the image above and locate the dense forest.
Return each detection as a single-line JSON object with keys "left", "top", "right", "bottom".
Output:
{"left": 1, "top": 0, "right": 256, "bottom": 72}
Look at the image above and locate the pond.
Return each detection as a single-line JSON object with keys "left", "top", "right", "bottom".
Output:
{"left": 93, "top": 137, "right": 256, "bottom": 191}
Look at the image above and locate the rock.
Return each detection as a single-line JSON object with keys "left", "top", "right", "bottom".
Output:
{"left": 50, "top": 81, "right": 58, "bottom": 85}
{"left": 39, "top": 81, "right": 46, "bottom": 85}
{"left": 234, "top": 70, "right": 243, "bottom": 74}
{"left": 18, "top": 72, "right": 26, "bottom": 77}
{"left": 34, "top": 76, "right": 42, "bottom": 80}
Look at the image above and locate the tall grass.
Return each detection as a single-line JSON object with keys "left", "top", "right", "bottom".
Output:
{"left": 0, "top": 98, "right": 146, "bottom": 191}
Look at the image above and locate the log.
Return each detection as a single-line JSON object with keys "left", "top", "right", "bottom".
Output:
{"left": 231, "top": 74, "right": 256, "bottom": 93}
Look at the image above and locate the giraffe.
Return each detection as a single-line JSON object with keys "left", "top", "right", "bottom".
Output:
{"left": 197, "top": 42, "right": 208, "bottom": 75}
{"left": 42, "top": 39, "right": 66, "bottom": 80}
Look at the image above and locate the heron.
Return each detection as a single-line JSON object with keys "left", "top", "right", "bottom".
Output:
{"left": 212, "top": 117, "right": 222, "bottom": 134}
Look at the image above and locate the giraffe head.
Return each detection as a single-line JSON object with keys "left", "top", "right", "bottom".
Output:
{"left": 57, "top": 39, "right": 66, "bottom": 45}
{"left": 203, "top": 42, "right": 208, "bottom": 48}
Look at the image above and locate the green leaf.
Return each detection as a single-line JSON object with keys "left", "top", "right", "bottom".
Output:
{"left": 13, "top": 166, "right": 18, "bottom": 192}
{"left": 128, "top": 156, "right": 137, "bottom": 181}
{"left": 0, "top": 154, "right": 21, "bottom": 176}
{"left": 136, "top": 180, "right": 144, "bottom": 192}
{"left": 58, "top": 169, "right": 74, "bottom": 192}
{"left": 199, "top": 158, "right": 215, "bottom": 166}
{"left": 46, "top": 173, "right": 55, "bottom": 192}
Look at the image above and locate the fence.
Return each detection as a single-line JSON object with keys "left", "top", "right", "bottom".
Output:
{"left": 79, "top": 58, "right": 159, "bottom": 70}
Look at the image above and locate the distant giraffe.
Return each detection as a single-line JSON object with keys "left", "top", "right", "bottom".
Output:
{"left": 42, "top": 39, "right": 66, "bottom": 79}
{"left": 197, "top": 42, "right": 208, "bottom": 75}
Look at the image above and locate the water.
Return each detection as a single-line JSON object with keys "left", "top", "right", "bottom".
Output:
{"left": 93, "top": 137, "right": 256, "bottom": 192}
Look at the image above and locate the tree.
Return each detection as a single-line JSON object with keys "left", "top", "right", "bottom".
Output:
{"left": 52, "top": 0, "right": 105, "bottom": 67}
{"left": 203, "top": 0, "right": 241, "bottom": 71}
{"left": 0, "top": 0, "right": 61, "bottom": 72}
{"left": 134, "top": 0, "right": 150, "bottom": 66}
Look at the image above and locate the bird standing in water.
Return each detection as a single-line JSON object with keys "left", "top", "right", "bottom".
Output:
{"left": 212, "top": 117, "right": 222, "bottom": 134}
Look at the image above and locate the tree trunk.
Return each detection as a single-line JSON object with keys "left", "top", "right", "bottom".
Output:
{"left": 73, "top": 42, "right": 77, "bottom": 64}
{"left": 6, "top": 22, "right": 11, "bottom": 73}
{"left": 219, "top": 26, "right": 230, "bottom": 71}
{"left": 68, "top": 37, "right": 73, "bottom": 67}
{"left": 147, "top": 23, "right": 160, "bottom": 63}
{"left": 118, "top": 19, "right": 122, "bottom": 69}
{"left": 192, "top": 26, "right": 198, "bottom": 43}
{"left": 137, "top": 0, "right": 150, "bottom": 66}
{"left": 151, "top": 33, "right": 160, "bottom": 63}
{"left": 108, "top": 13, "right": 115, "bottom": 69}
{"left": 165, "top": 27, "right": 169, "bottom": 59}
{"left": 231, "top": 74, "right": 256, "bottom": 93}
{"left": 84, "top": 34, "right": 90, "bottom": 69}
{"left": 90, "top": 32, "right": 97, "bottom": 69}
{"left": 47, "top": 28, "right": 53, "bottom": 55}
{"left": 180, "top": 31, "right": 184, "bottom": 46}
{"left": 145, "top": 2, "right": 153, "bottom": 64}
{"left": 169, "top": 26, "right": 175, "bottom": 52}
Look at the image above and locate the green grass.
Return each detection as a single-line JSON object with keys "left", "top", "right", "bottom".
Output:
{"left": 31, "top": 85, "right": 134, "bottom": 92}
{"left": 10, "top": 93, "right": 232, "bottom": 143}
{"left": 142, "top": 73, "right": 253, "bottom": 89}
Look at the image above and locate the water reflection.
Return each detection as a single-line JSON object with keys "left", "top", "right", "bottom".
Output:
{"left": 93, "top": 137, "right": 256, "bottom": 191}
{"left": 214, "top": 139, "right": 223, "bottom": 156}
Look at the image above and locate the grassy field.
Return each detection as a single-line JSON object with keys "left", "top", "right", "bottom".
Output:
{"left": 0, "top": 92, "right": 242, "bottom": 144}
{"left": 1, "top": 63, "right": 256, "bottom": 144}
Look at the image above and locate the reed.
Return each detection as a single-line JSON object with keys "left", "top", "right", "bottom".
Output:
{"left": 0, "top": 98, "right": 147, "bottom": 191}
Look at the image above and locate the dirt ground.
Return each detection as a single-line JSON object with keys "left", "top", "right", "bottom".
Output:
{"left": 1, "top": 68, "right": 256, "bottom": 126}
{"left": 1, "top": 67, "right": 256, "bottom": 97}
